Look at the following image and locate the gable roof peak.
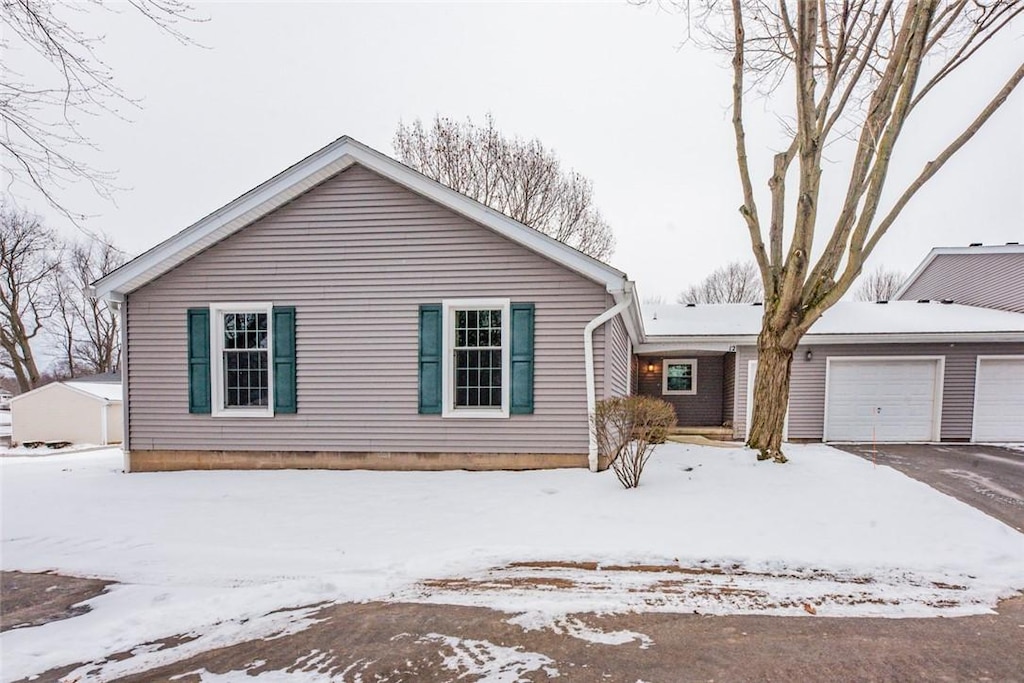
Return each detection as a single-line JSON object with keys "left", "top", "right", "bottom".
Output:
{"left": 92, "top": 135, "right": 629, "bottom": 300}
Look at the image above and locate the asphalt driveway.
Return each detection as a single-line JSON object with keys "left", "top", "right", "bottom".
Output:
{"left": 836, "top": 443, "right": 1024, "bottom": 532}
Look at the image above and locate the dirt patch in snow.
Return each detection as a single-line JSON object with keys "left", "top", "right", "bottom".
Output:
{"left": 1, "top": 571, "right": 112, "bottom": 632}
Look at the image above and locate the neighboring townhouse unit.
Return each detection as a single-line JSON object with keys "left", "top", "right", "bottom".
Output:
{"left": 896, "top": 243, "right": 1024, "bottom": 313}
{"left": 636, "top": 301, "right": 1024, "bottom": 444}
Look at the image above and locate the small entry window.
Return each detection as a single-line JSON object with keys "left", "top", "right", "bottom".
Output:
{"left": 663, "top": 358, "right": 697, "bottom": 395}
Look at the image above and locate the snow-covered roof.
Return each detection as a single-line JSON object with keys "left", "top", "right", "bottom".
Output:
{"left": 642, "top": 300, "right": 1024, "bottom": 341}
{"left": 64, "top": 381, "right": 123, "bottom": 402}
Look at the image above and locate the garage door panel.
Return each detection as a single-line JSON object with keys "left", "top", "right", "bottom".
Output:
{"left": 826, "top": 359, "right": 940, "bottom": 442}
{"left": 973, "top": 358, "right": 1024, "bottom": 442}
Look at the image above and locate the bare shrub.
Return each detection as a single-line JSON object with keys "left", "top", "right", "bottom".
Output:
{"left": 594, "top": 396, "right": 677, "bottom": 489}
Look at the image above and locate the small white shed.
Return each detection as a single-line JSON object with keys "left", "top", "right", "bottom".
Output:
{"left": 11, "top": 381, "right": 123, "bottom": 446}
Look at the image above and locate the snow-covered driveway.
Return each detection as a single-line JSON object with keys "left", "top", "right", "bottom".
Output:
{"left": 2, "top": 442, "right": 1023, "bottom": 680}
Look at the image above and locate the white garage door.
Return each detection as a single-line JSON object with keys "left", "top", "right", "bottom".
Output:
{"left": 825, "top": 358, "right": 941, "bottom": 442}
{"left": 973, "top": 357, "right": 1024, "bottom": 442}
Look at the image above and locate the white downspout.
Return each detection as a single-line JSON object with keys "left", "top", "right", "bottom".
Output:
{"left": 584, "top": 296, "right": 633, "bottom": 472}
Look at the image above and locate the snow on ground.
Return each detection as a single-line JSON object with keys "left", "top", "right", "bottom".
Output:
{"left": 1, "top": 443, "right": 106, "bottom": 457}
{"left": 2, "top": 442, "right": 1024, "bottom": 680}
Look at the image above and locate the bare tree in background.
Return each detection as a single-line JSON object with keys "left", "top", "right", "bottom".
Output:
{"left": 691, "top": 0, "right": 1023, "bottom": 462}
{"left": 855, "top": 266, "right": 907, "bottom": 301}
{"left": 1, "top": 1, "right": 198, "bottom": 221}
{"left": 678, "top": 260, "right": 763, "bottom": 304}
{"left": 394, "top": 115, "right": 615, "bottom": 260}
{"left": 53, "top": 236, "right": 126, "bottom": 377}
{"left": 0, "top": 202, "right": 61, "bottom": 392}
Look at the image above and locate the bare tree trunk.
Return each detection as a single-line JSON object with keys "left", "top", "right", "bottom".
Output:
{"left": 747, "top": 326, "right": 796, "bottom": 463}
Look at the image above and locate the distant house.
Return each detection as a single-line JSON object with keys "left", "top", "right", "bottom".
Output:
{"left": 90, "top": 137, "right": 1024, "bottom": 473}
{"left": 11, "top": 378, "right": 124, "bottom": 446}
{"left": 896, "top": 243, "right": 1024, "bottom": 313}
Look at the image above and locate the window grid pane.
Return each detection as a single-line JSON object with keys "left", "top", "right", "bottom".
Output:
{"left": 666, "top": 363, "right": 693, "bottom": 392}
{"left": 454, "top": 308, "right": 502, "bottom": 408}
{"left": 223, "top": 312, "right": 269, "bottom": 408}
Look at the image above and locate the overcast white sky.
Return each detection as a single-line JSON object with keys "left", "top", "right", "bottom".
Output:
{"left": 9, "top": 2, "right": 1024, "bottom": 301}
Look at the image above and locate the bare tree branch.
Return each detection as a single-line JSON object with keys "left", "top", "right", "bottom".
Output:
{"left": 394, "top": 114, "right": 615, "bottom": 260}
{"left": 0, "top": 0, "right": 202, "bottom": 225}
{"left": 681, "top": 0, "right": 1024, "bottom": 461}
{"left": 677, "top": 260, "right": 765, "bottom": 304}
{"left": 854, "top": 265, "right": 906, "bottom": 301}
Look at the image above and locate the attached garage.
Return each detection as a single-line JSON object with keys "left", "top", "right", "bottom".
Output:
{"left": 824, "top": 357, "right": 943, "bottom": 442}
{"left": 972, "top": 356, "right": 1024, "bottom": 442}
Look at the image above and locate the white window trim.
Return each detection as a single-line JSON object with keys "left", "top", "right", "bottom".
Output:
{"left": 442, "top": 298, "right": 511, "bottom": 419}
{"left": 662, "top": 358, "right": 698, "bottom": 395}
{"left": 210, "top": 302, "right": 275, "bottom": 418}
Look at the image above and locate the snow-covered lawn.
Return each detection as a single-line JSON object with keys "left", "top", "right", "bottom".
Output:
{"left": 2, "top": 442, "right": 1023, "bottom": 680}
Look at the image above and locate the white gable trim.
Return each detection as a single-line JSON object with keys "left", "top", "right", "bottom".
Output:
{"left": 10, "top": 381, "right": 120, "bottom": 405}
{"left": 92, "top": 136, "right": 631, "bottom": 302}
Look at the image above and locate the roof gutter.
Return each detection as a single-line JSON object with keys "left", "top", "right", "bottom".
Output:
{"left": 585, "top": 292, "right": 633, "bottom": 472}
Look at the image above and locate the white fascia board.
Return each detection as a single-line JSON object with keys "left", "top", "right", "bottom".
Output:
{"left": 894, "top": 248, "right": 939, "bottom": 299}
{"left": 93, "top": 136, "right": 628, "bottom": 300}
{"left": 638, "top": 330, "right": 1024, "bottom": 353}
{"left": 805, "top": 331, "right": 1024, "bottom": 344}
{"left": 348, "top": 141, "right": 629, "bottom": 291}
{"left": 637, "top": 338, "right": 755, "bottom": 353}
{"left": 10, "top": 381, "right": 109, "bottom": 405}
{"left": 93, "top": 142, "right": 359, "bottom": 299}
{"left": 611, "top": 282, "right": 644, "bottom": 346}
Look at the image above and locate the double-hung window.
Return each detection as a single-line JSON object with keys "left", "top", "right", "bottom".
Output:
{"left": 662, "top": 358, "right": 697, "bottom": 395}
{"left": 442, "top": 299, "right": 511, "bottom": 418}
{"left": 211, "top": 303, "right": 274, "bottom": 417}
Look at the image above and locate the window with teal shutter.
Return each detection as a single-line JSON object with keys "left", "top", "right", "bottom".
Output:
{"left": 419, "top": 304, "right": 442, "bottom": 414}
{"left": 273, "top": 306, "right": 297, "bottom": 413}
{"left": 510, "top": 303, "right": 535, "bottom": 414}
{"left": 187, "top": 308, "right": 212, "bottom": 414}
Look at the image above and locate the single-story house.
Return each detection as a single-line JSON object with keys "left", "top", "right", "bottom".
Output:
{"left": 90, "top": 136, "right": 1024, "bottom": 473}
{"left": 11, "top": 378, "right": 124, "bottom": 446}
{"left": 635, "top": 300, "right": 1024, "bottom": 444}
{"left": 92, "top": 136, "right": 642, "bottom": 472}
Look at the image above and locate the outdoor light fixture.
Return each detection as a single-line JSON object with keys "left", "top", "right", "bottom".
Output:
{"left": 646, "top": 361, "right": 657, "bottom": 373}
{"left": 805, "top": 349, "right": 814, "bottom": 362}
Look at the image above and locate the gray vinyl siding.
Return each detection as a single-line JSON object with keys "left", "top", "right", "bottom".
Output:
{"left": 722, "top": 351, "right": 736, "bottom": 429}
{"left": 636, "top": 353, "right": 725, "bottom": 427}
{"left": 605, "top": 315, "right": 631, "bottom": 398}
{"left": 733, "top": 342, "right": 1024, "bottom": 441}
{"left": 899, "top": 253, "right": 1024, "bottom": 313}
{"left": 126, "top": 164, "right": 616, "bottom": 454}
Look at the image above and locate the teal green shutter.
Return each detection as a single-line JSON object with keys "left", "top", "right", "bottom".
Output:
{"left": 187, "top": 308, "right": 212, "bottom": 414}
{"left": 419, "top": 304, "right": 442, "bottom": 414}
{"left": 510, "top": 303, "right": 535, "bottom": 414}
{"left": 273, "top": 306, "right": 297, "bottom": 414}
